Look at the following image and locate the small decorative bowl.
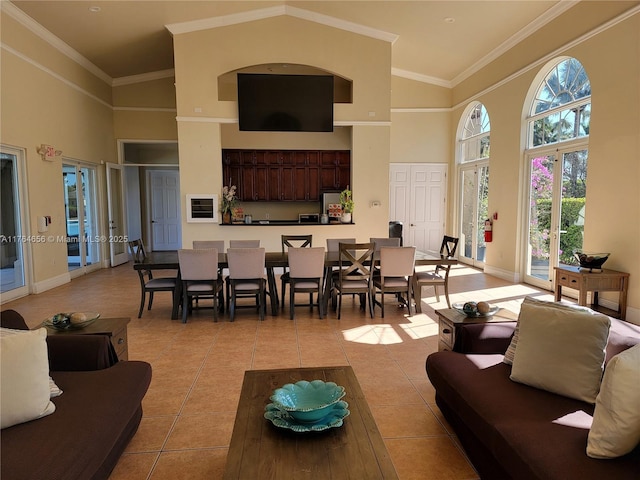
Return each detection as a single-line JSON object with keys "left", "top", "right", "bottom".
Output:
{"left": 452, "top": 302, "right": 499, "bottom": 318}
{"left": 573, "top": 252, "right": 609, "bottom": 270}
{"left": 43, "top": 312, "right": 100, "bottom": 331}
{"left": 270, "top": 380, "right": 346, "bottom": 423}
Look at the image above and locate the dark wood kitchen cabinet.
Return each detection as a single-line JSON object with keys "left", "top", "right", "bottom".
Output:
{"left": 320, "top": 151, "right": 351, "bottom": 191}
{"left": 222, "top": 149, "right": 349, "bottom": 202}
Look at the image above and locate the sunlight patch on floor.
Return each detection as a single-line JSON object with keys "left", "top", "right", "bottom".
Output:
{"left": 342, "top": 324, "right": 402, "bottom": 345}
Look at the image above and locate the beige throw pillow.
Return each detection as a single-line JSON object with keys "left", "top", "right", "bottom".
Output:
{"left": 587, "top": 343, "right": 640, "bottom": 458}
{"left": 509, "top": 301, "right": 610, "bottom": 403}
{"left": 1, "top": 327, "right": 56, "bottom": 429}
{"left": 504, "top": 296, "right": 597, "bottom": 365}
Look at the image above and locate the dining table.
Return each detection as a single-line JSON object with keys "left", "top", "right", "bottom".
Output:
{"left": 133, "top": 250, "right": 457, "bottom": 320}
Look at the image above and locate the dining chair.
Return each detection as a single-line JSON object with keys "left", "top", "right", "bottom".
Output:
{"left": 369, "top": 237, "right": 401, "bottom": 280}
{"left": 325, "top": 238, "right": 356, "bottom": 307}
{"left": 229, "top": 240, "right": 260, "bottom": 248}
{"left": 193, "top": 240, "right": 225, "bottom": 250}
{"left": 280, "top": 234, "right": 313, "bottom": 308}
{"left": 128, "top": 239, "right": 178, "bottom": 318}
{"left": 369, "top": 237, "right": 401, "bottom": 251}
{"left": 177, "top": 248, "right": 223, "bottom": 323}
{"left": 287, "top": 247, "right": 325, "bottom": 320}
{"left": 413, "top": 235, "right": 459, "bottom": 311}
{"left": 192, "top": 241, "right": 225, "bottom": 308}
{"left": 128, "top": 238, "right": 146, "bottom": 262}
{"left": 373, "top": 246, "right": 416, "bottom": 317}
{"left": 226, "top": 247, "right": 267, "bottom": 321}
{"left": 333, "top": 242, "right": 375, "bottom": 319}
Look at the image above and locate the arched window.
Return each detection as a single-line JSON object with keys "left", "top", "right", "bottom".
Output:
{"left": 528, "top": 58, "right": 591, "bottom": 147}
{"left": 461, "top": 103, "right": 491, "bottom": 162}
{"left": 457, "top": 102, "right": 490, "bottom": 267}
{"left": 523, "top": 58, "right": 591, "bottom": 289}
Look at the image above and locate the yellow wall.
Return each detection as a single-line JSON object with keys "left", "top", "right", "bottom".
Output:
{"left": 1, "top": 15, "right": 115, "bottom": 289}
{"left": 450, "top": 9, "right": 639, "bottom": 313}
{"left": 172, "top": 15, "right": 393, "bottom": 249}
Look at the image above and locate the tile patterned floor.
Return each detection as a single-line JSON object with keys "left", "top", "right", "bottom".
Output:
{"left": 4, "top": 262, "right": 555, "bottom": 479}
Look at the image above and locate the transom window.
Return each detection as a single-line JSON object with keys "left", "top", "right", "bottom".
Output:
{"left": 460, "top": 103, "right": 490, "bottom": 163}
{"left": 528, "top": 58, "right": 591, "bottom": 147}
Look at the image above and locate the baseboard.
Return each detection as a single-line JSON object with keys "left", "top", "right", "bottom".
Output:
{"left": 32, "top": 272, "right": 71, "bottom": 294}
{"left": 483, "top": 265, "right": 520, "bottom": 283}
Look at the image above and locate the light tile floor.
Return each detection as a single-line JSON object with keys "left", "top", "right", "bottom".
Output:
{"left": 4, "top": 262, "right": 555, "bottom": 479}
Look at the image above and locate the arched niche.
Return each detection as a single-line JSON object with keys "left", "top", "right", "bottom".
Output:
{"left": 218, "top": 63, "right": 352, "bottom": 104}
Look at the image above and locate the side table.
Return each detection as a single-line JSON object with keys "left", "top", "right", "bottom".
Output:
{"left": 554, "top": 266, "right": 629, "bottom": 320}
{"left": 44, "top": 317, "right": 130, "bottom": 361}
{"left": 435, "top": 308, "right": 517, "bottom": 352}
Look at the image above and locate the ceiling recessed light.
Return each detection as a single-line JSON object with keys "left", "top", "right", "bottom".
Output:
{"left": 88, "top": 6, "right": 101, "bottom": 13}
{"left": 444, "top": 17, "right": 455, "bottom": 23}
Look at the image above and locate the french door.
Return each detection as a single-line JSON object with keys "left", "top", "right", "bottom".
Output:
{"left": 0, "top": 147, "right": 29, "bottom": 301}
{"left": 458, "top": 162, "right": 489, "bottom": 268}
{"left": 524, "top": 146, "right": 588, "bottom": 289}
{"left": 62, "top": 163, "right": 100, "bottom": 276}
{"left": 389, "top": 164, "right": 447, "bottom": 253}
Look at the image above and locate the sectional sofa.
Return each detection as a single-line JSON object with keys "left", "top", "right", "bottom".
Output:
{"left": 426, "top": 298, "right": 640, "bottom": 479}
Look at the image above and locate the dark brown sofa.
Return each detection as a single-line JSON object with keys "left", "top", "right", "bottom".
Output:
{"left": 1, "top": 310, "right": 152, "bottom": 480}
{"left": 426, "top": 316, "right": 640, "bottom": 480}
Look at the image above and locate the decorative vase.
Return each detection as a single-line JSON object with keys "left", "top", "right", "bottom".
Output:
{"left": 340, "top": 212, "right": 352, "bottom": 224}
{"left": 222, "top": 211, "right": 232, "bottom": 224}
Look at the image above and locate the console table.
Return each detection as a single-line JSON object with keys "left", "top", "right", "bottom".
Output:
{"left": 435, "top": 308, "right": 518, "bottom": 352}
{"left": 44, "top": 317, "right": 130, "bottom": 361}
{"left": 554, "top": 266, "right": 629, "bottom": 320}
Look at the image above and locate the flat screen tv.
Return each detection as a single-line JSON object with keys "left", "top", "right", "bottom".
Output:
{"left": 237, "top": 73, "right": 334, "bottom": 132}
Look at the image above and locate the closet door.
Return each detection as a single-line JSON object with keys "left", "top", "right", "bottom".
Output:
{"left": 389, "top": 164, "right": 447, "bottom": 252}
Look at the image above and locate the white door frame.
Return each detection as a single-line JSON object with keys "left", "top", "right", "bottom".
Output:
{"left": 106, "top": 163, "right": 129, "bottom": 267}
{"left": 0, "top": 145, "right": 31, "bottom": 303}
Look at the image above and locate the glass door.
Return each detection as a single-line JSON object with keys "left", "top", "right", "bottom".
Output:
{"left": 525, "top": 148, "right": 587, "bottom": 289}
{"left": 459, "top": 163, "right": 489, "bottom": 267}
{"left": 62, "top": 163, "right": 100, "bottom": 275}
{"left": 0, "top": 149, "right": 28, "bottom": 301}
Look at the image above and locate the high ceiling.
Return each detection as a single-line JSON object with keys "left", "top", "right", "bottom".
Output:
{"left": 9, "top": 0, "right": 572, "bottom": 86}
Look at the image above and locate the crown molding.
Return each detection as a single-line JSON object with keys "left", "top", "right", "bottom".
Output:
{"left": 452, "top": 3, "right": 640, "bottom": 110}
{"left": 112, "top": 69, "right": 175, "bottom": 87}
{"left": 2, "top": 1, "right": 112, "bottom": 84}
{"left": 391, "top": 68, "right": 451, "bottom": 88}
{"left": 391, "top": 108, "right": 452, "bottom": 114}
{"left": 451, "top": 0, "right": 579, "bottom": 86}
{"left": 166, "top": 5, "right": 398, "bottom": 44}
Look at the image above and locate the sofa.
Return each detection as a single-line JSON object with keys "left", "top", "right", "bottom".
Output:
{"left": 426, "top": 299, "right": 640, "bottom": 480}
{"left": 1, "top": 310, "right": 152, "bottom": 480}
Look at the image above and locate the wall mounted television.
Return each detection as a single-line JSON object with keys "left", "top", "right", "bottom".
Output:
{"left": 237, "top": 73, "right": 334, "bottom": 132}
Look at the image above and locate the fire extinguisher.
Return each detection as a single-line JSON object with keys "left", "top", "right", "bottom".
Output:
{"left": 484, "top": 219, "right": 493, "bottom": 243}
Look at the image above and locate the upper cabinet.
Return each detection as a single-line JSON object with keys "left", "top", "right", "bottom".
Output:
{"left": 223, "top": 150, "right": 350, "bottom": 202}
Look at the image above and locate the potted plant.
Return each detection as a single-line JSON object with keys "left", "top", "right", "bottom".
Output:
{"left": 221, "top": 184, "right": 238, "bottom": 224}
{"left": 340, "top": 187, "right": 354, "bottom": 223}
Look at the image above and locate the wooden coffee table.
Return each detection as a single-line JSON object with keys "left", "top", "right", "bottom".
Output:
{"left": 223, "top": 366, "right": 398, "bottom": 479}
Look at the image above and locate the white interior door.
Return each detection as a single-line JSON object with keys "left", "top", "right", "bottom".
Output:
{"left": 390, "top": 164, "right": 447, "bottom": 252}
{"left": 149, "top": 170, "right": 181, "bottom": 251}
{"left": 106, "top": 163, "right": 129, "bottom": 267}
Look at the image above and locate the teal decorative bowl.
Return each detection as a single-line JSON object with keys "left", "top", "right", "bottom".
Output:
{"left": 270, "top": 380, "right": 346, "bottom": 423}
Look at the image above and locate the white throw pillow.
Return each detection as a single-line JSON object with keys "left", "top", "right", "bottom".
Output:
{"left": 1, "top": 327, "right": 56, "bottom": 429}
{"left": 587, "top": 343, "right": 640, "bottom": 458}
{"left": 504, "top": 296, "right": 598, "bottom": 365}
{"left": 510, "top": 301, "right": 610, "bottom": 403}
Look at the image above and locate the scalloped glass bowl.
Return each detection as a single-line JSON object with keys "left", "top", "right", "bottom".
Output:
{"left": 43, "top": 312, "right": 100, "bottom": 331}
{"left": 270, "top": 380, "right": 346, "bottom": 423}
{"left": 574, "top": 251, "right": 609, "bottom": 269}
